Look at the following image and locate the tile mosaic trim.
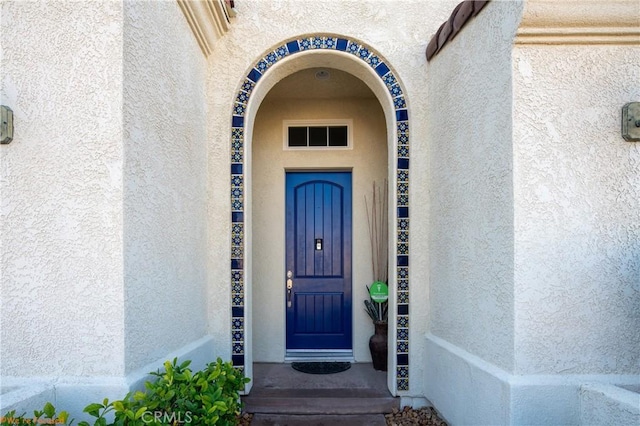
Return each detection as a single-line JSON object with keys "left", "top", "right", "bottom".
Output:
{"left": 230, "top": 35, "right": 410, "bottom": 392}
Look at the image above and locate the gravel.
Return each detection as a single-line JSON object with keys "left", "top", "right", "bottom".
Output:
{"left": 237, "top": 412, "right": 253, "bottom": 425}
{"left": 385, "top": 406, "right": 448, "bottom": 426}
{"left": 238, "top": 406, "right": 447, "bottom": 425}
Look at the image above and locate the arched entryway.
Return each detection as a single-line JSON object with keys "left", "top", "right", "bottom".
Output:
{"left": 229, "top": 35, "right": 410, "bottom": 395}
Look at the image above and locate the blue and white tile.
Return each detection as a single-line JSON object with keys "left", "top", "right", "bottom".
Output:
{"left": 236, "top": 91, "right": 249, "bottom": 105}
{"left": 394, "top": 96, "right": 407, "bottom": 110}
{"left": 234, "top": 103, "right": 246, "bottom": 116}
{"left": 397, "top": 379, "right": 409, "bottom": 391}
{"left": 241, "top": 79, "right": 255, "bottom": 94}
{"left": 232, "top": 317, "right": 244, "bottom": 330}
{"left": 383, "top": 73, "right": 397, "bottom": 88}
{"left": 398, "top": 316, "right": 409, "bottom": 328}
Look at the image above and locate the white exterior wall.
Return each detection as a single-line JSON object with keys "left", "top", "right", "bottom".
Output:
{"left": 425, "top": 1, "right": 640, "bottom": 424}
{"left": 580, "top": 384, "right": 640, "bottom": 426}
{"left": 252, "top": 95, "right": 387, "bottom": 363}
{"left": 122, "top": 0, "right": 210, "bottom": 374}
{"left": 427, "top": 0, "right": 520, "bottom": 374}
{"left": 1, "top": 0, "right": 125, "bottom": 379}
{"left": 1, "top": 0, "right": 214, "bottom": 415}
{"left": 424, "top": 2, "right": 523, "bottom": 423}
{"left": 512, "top": 44, "right": 640, "bottom": 376}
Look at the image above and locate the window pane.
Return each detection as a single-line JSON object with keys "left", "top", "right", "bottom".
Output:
{"left": 308, "top": 127, "right": 328, "bottom": 146}
{"left": 288, "top": 127, "right": 307, "bottom": 147}
{"left": 328, "top": 126, "right": 348, "bottom": 146}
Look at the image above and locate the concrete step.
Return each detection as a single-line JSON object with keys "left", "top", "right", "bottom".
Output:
{"left": 251, "top": 414, "right": 387, "bottom": 426}
{"left": 246, "top": 387, "right": 393, "bottom": 398}
{"left": 243, "top": 363, "right": 399, "bottom": 417}
{"left": 243, "top": 393, "right": 399, "bottom": 415}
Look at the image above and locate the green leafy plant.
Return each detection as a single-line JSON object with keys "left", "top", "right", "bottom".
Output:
{"left": 3, "top": 358, "right": 248, "bottom": 426}
{"left": 79, "top": 357, "right": 249, "bottom": 426}
{"left": 78, "top": 398, "right": 118, "bottom": 426}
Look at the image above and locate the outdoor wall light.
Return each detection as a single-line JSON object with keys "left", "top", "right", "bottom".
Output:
{"left": 1, "top": 105, "right": 13, "bottom": 144}
{"left": 622, "top": 102, "right": 640, "bottom": 142}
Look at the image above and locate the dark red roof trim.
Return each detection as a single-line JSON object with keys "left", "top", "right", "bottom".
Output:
{"left": 426, "top": 0, "right": 489, "bottom": 61}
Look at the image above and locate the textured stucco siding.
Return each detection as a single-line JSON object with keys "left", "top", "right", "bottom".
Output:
{"left": 123, "top": 0, "right": 209, "bottom": 373}
{"left": 427, "top": 1, "right": 523, "bottom": 373}
{"left": 0, "top": 0, "right": 125, "bottom": 378}
{"left": 512, "top": 44, "right": 640, "bottom": 375}
{"left": 580, "top": 384, "right": 640, "bottom": 426}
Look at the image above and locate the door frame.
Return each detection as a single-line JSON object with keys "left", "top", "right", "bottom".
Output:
{"left": 284, "top": 170, "right": 354, "bottom": 361}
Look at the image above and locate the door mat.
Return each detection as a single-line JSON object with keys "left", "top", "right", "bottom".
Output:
{"left": 291, "top": 362, "right": 351, "bottom": 375}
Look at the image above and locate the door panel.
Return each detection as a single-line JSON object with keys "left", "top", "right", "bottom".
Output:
{"left": 294, "top": 293, "right": 343, "bottom": 334}
{"left": 286, "top": 172, "right": 352, "bottom": 351}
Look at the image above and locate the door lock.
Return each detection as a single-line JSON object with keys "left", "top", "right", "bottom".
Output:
{"left": 286, "top": 273, "right": 293, "bottom": 308}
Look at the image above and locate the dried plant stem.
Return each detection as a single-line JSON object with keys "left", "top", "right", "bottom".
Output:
{"left": 365, "top": 180, "right": 388, "bottom": 283}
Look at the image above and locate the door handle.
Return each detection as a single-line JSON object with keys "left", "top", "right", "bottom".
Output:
{"left": 286, "top": 277, "right": 293, "bottom": 308}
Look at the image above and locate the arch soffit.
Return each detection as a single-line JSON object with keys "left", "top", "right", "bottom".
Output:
{"left": 244, "top": 49, "right": 396, "bottom": 136}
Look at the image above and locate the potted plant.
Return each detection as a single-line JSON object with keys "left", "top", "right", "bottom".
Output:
{"left": 365, "top": 283, "right": 388, "bottom": 371}
{"left": 364, "top": 180, "right": 388, "bottom": 371}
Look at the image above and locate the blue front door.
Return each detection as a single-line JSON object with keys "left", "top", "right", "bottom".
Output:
{"left": 285, "top": 172, "right": 352, "bottom": 352}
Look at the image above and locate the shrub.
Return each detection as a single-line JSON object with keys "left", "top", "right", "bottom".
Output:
{"left": 82, "top": 357, "right": 248, "bottom": 426}
{"left": 2, "top": 358, "right": 249, "bottom": 426}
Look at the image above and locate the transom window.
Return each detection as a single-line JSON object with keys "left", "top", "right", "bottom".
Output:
{"left": 284, "top": 120, "right": 353, "bottom": 150}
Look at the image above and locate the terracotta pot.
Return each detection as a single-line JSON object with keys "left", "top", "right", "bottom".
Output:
{"left": 369, "top": 321, "right": 388, "bottom": 371}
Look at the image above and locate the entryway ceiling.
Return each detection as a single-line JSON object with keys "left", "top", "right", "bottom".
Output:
{"left": 266, "top": 68, "right": 376, "bottom": 100}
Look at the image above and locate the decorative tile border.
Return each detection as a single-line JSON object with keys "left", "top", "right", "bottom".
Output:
{"left": 230, "top": 35, "right": 410, "bottom": 392}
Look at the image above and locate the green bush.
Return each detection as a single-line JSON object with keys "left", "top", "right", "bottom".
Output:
{"left": 2, "top": 358, "right": 249, "bottom": 426}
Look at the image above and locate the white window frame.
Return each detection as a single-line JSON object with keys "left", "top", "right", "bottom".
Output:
{"left": 283, "top": 119, "right": 354, "bottom": 151}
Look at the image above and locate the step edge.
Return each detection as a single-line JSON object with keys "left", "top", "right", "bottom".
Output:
{"left": 244, "top": 409, "right": 396, "bottom": 415}
{"left": 243, "top": 397, "right": 399, "bottom": 405}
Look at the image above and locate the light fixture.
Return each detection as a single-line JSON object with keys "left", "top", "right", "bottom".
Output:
{"left": 622, "top": 102, "right": 640, "bottom": 142}
{"left": 315, "top": 70, "right": 330, "bottom": 80}
{"left": 1, "top": 105, "right": 13, "bottom": 144}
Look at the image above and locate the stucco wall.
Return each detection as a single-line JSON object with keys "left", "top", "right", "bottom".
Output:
{"left": 1, "top": 0, "right": 125, "bottom": 378}
{"left": 122, "top": 0, "right": 209, "bottom": 373}
{"left": 580, "top": 384, "right": 640, "bottom": 426}
{"left": 252, "top": 94, "right": 387, "bottom": 362}
{"left": 427, "top": 1, "right": 522, "bottom": 373}
{"left": 425, "top": 1, "right": 639, "bottom": 422}
{"left": 512, "top": 44, "right": 640, "bottom": 375}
